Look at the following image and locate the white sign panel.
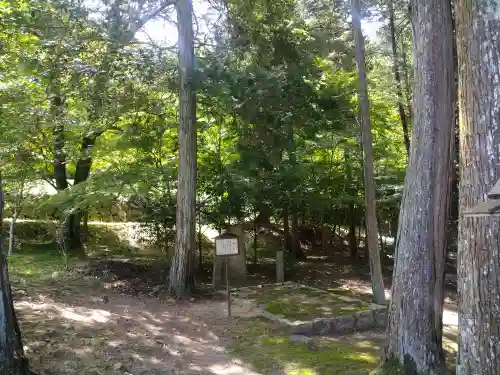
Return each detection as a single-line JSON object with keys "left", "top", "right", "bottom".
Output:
{"left": 215, "top": 238, "right": 239, "bottom": 256}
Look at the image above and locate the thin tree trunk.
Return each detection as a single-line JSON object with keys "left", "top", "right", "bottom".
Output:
{"left": 0, "top": 171, "right": 31, "bottom": 374}
{"left": 348, "top": 204, "right": 357, "bottom": 259}
{"left": 345, "top": 152, "right": 358, "bottom": 259}
{"left": 455, "top": 1, "right": 500, "bottom": 374}
{"left": 53, "top": 126, "right": 68, "bottom": 191}
{"left": 8, "top": 211, "right": 16, "bottom": 257}
{"left": 351, "top": 0, "right": 385, "bottom": 305}
{"left": 388, "top": 0, "right": 410, "bottom": 155}
{"left": 283, "top": 209, "right": 291, "bottom": 252}
{"left": 381, "top": 1, "right": 455, "bottom": 374}
{"left": 169, "top": 0, "right": 197, "bottom": 297}
{"left": 377, "top": 214, "right": 384, "bottom": 253}
{"left": 291, "top": 211, "right": 304, "bottom": 259}
{"left": 253, "top": 211, "right": 258, "bottom": 265}
{"left": 401, "top": 37, "right": 413, "bottom": 126}
{"left": 197, "top": 209, "right": 202, "bottom": 270}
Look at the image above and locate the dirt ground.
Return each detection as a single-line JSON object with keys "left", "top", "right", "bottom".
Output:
{"left": 9, "top": 248, "right": 458, "bottom": 375}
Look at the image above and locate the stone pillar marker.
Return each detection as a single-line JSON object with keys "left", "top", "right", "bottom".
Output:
{"left": 276, "top": 250, "right": 284, "bottom": 283}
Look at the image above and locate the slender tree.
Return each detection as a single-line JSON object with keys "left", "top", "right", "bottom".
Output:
{"left": 381, "top": 0, "right": 455, "bottom": 374}
{"left": 388, "top": 0, "right": 410, "bottom": 156}
{"left": 0, "top": 171, "right": 31, "bottom": 374}
{"left": 456, "top": 1, "right": 500, "bottom": 374}
{"left": 169, "top": 0, "right": 197, "bottom": 296}
{"left": 351, "top": 0, "right": 386, "bottom": 305}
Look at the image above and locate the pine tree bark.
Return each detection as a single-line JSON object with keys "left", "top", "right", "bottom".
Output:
{"left": 0, "top": 171, "right": 31, "bottom": 374}
{"left": 169, "top": 0, "right": 197, "bottom": 297}
{"left": 455, "top": 1, "right": 500, "bottom": 374}
{"left": 388, "top": 0, "right": 410, "bottom": 156}
{"left": 381, "top": 1, "right": 455, "bottom": 374}
{"left": 351, "top": 0, "right": 385, "bottom": 305}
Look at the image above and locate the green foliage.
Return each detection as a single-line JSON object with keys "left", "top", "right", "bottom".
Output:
{"left": 1, "top": 0, "right": 408, "bottom": 255}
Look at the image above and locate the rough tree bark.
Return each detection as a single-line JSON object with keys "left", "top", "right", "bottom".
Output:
{"left": 455, "top": 1, "right": 500, "bottom": 374}
{"left": 0, "top": 171, "right": 31, "bottom": 375}
{"left": 351, "top": 0, "right": 385, "bottom": 305}
{"left": 388, "top": 0, "right": 410, "bottom": 156}
{"left": 169, "top": 0, "right": 197, "bottom": 297}
{"left": 381, "top": 1, "right": 455, "bottom": 374}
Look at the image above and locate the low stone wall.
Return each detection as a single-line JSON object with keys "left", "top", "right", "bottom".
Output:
{"left": 286, "top": 306, "right": 387, "bottom": 336}
{"left": 231, "top": 282, "right": 388, "bottom": 336}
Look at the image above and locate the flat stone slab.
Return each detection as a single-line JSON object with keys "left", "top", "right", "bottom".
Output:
{"left": 230, "top": 282, "right": 387, "bottom": 336}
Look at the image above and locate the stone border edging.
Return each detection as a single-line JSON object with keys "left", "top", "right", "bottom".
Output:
{"left": 228, "top": 282, "right": 388, "bottom": 336}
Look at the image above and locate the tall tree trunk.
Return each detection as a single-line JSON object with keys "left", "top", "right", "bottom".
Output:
{"left": 68, "top": 133, "right": 102, "bottom": 250}
{"left": 401, "top": 36, "right": 413, "bottom": 124}
{"left": 351, "top": 0, "right": 386, "bottom": 305}
{"left": 345, "top": 151, "right": 358, "bottom": 259}
{"left": 283, "top": 209, "right": 291, "bottom": 252}
{"left": 169, "top": 0, "right": 197, "bottom": 297}
{"left": 388, "top": 0, "right": 410, "bottom": 156}
{"left": 0, "top": 171, "right": 31, "bottom": 374}
{"left": 348, "top": 203, "right": 357, "bottom": 259}
{"left": 253, "top": 211, "right": 258, "bottom": 265}
{"left": 53, "top": 128, "right": 68, "bottom": 191}
{"left": 377, "top": 214, "right": 384, "bottom": 253}
{"left": 381, "top": 1, "right": 455, "bottom": 374}
{"left": 455, "top": 2, "right": 500, "bottom": 374}
{"left": 291, "top": 210, "right": 304, "bottom": 259}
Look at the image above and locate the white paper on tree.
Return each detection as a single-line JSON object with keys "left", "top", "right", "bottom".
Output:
{"left": 215, "top": 238, "right": 239, "bottom": 256}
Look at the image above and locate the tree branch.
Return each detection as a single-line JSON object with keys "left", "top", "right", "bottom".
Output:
{"left": 131, "top": 0, "right": 177, "bottom": 35}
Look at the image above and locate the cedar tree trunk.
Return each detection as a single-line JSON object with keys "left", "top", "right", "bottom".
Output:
{"left": 456, "top": 1, "right": 500, "bottom": 373}
{"left": 382, "top": 1, "right": 455, "bottom": 374}
{"left": 351, "top": 0, "right": 386, "bottom": 304}
{"left": 169, "top": 0, "right": 197, "bottom": 297}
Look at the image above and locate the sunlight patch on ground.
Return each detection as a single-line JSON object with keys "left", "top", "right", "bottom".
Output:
{"left": 17, "top": 300, "right": 112, "bottom": 324}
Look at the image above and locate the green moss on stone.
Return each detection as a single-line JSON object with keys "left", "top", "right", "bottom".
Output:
{"left": 235, "top": 283, "right": 370, "bottom": 321}
{"left": 228, "top": 317, "right": 383, "bottom": 375}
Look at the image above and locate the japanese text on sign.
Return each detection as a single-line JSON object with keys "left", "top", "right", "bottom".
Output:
{"left": 215, "top": 238, "right": 239, "bottom": 256}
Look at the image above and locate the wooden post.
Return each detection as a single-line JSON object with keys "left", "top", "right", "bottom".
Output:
{"left": 276, "top": 250, "right": 284, "bottom": 283}
{"left": 226, "top": 257, "right": 231, "bottom": 317}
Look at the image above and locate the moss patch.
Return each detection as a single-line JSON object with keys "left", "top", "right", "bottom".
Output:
{"left": 227, "top": 316, "right": 384, "bottom": 375}
{"left": 234, "top": 284, "right": 371, "bottom": 321}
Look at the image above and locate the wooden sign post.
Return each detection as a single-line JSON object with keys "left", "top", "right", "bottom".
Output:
{"left": 215, "top": 233, "right": 240, "bottom": 317}
{"left": 464, "top": 164, "right": 500, "bottom": 217}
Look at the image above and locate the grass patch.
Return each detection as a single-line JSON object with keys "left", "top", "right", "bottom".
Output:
{"left": 7, "top": 243, "right": 84, "bottom": 287}
{"left": 228, "top": 316, "right": 384, "bottom": 375}
{"left": 234, "top": 284, "right": 371, "bottom": 321}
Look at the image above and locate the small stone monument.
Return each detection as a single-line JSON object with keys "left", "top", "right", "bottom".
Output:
{"left": 276, "top": 250, "right": 284, "bottom": 283}
{"left": 213, "top": 225, "right": 247, "bottom": 288}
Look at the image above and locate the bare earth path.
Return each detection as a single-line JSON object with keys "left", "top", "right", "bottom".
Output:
{"left": 11, "top": 256, "right": 458, "bottom": 375}
{"left": 15, "top": 278, "right": 264, "bottom": 375}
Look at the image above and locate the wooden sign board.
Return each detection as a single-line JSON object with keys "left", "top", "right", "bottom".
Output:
{"left": 215, "top": 233, "right": 239, "bottom": 256}
{"left": 463, "top": 199, "right": 500, "bottom": 217}
{"left": 488, "top": 179, "right": 500, "bottom": 199}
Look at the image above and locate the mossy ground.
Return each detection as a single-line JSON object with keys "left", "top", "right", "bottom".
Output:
{"left": 234, "top": 283, "right": 371, "bottom": 321}
{"left": 227, "top": 316, "right": 385, "bottom": 375}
